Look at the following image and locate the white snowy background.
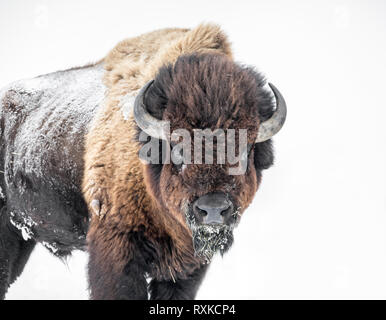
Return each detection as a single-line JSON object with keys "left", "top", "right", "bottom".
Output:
{"left": 1, "top": 0, "right": 386, "bottom": 299}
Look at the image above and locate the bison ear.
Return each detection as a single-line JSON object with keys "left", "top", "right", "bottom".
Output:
{"left": 253, "top": 139, "right": 274, "bottom": 171}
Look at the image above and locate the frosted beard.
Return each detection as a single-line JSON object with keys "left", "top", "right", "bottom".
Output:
{"left": 185, "top": 208, "right": 234, "bottom": 263}
{"left": 191, "top": 224, "right": 234, "bottom": 263}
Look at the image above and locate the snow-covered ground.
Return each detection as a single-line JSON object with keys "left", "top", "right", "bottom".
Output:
{"left": 1, "top": 0, "right": 386, "bottom": 299}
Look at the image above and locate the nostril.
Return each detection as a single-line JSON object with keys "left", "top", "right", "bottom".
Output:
{"left": 220, "top": 204, "right": 232, "bottom": 216}
{"left": 193, "top": 202, "right": 208, "bottom": 217}
{"left": 197, "top": 207, "right": 208, "bottom": 217}
{"left": 220, "top": 208, "right": 228, "bottom": 216}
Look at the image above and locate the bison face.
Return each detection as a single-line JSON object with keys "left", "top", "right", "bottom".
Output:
{"left": 134, "top": 54, "right": 286, "bottom": 262}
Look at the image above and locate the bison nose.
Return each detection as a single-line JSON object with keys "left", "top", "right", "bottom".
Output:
{"left": 193, "top": 192, "right": 233, "bottom": 224}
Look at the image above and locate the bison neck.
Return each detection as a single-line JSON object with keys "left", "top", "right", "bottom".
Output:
{"left": 84, "top": 110, "right": 202, "bottom": 280}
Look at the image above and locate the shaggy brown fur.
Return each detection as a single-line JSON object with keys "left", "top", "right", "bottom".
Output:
{"left": 82, "top": 23, "right": 274, "bottom": 299}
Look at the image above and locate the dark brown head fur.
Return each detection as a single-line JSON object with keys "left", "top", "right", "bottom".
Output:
{"left": 141, "top": 53, "right": 275, "bottom": 246}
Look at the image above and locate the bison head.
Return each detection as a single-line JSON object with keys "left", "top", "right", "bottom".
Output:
{"left": 133, "top": 53, "right": 286, "bottom": 262}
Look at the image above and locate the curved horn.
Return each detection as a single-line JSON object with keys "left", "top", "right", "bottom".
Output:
{"left": 133, "top": 80, "right": 169, "bottom": 140}
{"left": 255, "top": 83, "right": 287, "bottom": 143}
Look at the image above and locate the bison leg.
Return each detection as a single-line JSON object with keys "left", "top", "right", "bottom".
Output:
{"left": 88, "top": 235, "right": 148, "bottom": 300}
{"left": 88, "top": 258, "right": 148, "bottom": 300}
{"left": 0, "top": 209, "right": 36, "bottom": 299}
{"left": 149, "top": 265, "right": 208, "bottom": 300}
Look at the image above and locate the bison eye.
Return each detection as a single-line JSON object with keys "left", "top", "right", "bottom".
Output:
{"left": 171, "top": 145, "right": 184, "bottom": 171}
{"left": 240, "top": 144, "right": 253, "bottom": 170}
{"left": 242, "top": 144, "right": 253, "bottom": 160}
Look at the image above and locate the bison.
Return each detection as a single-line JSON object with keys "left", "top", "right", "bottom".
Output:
{"left": 0, "top": 24, "right": 286, "bottom": 299}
